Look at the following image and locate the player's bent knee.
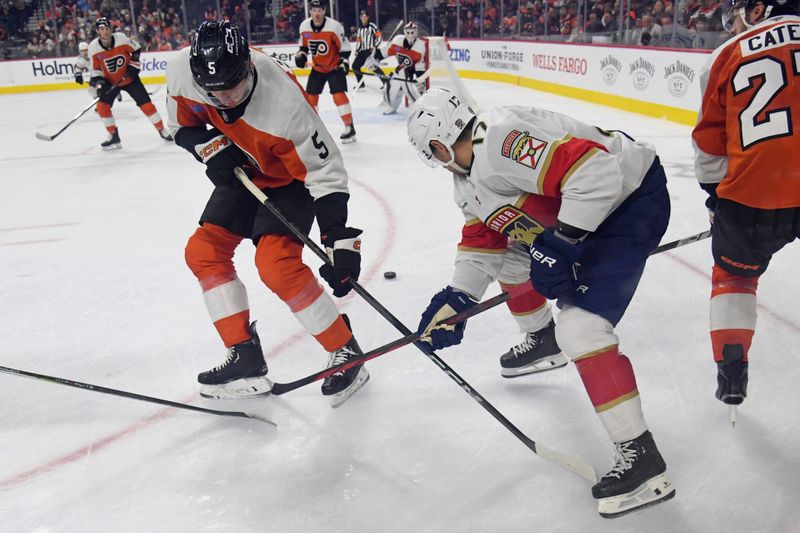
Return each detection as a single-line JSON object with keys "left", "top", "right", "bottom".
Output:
{"left": 184, "top": 225, "right": 239, "bottom": 275}
{"left": 556, "top": 305, "right": 619, "bottom": 360}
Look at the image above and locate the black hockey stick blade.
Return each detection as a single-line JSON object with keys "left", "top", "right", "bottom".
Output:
{"left": 35, "top": 97, "right": 100, "bottom": 142}
{"left": 270, "top": 291, "right": 511, "bottom": 395}
{"left": 0, "top": 365, "right": 276, "bottom": 426}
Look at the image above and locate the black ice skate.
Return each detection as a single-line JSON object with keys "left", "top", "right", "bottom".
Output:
{"left": 340, "top": 124, "right": 356, "bottom": 144}
{"left": 500, "top": 320, "right": 568, "bottom": 378}
{"left": 321, "top": 315, "right": 369, "bottom": 406}
{"left": 158, "top": 129, "right": 174, "bottom": 142}
{"left": 101, "top": 130, "right": 121, "bottom": 150}
{"left": 198, "top": 321, "right": 272, "bottom": 399}
{"left": 592, "top": 430, "right": 675, "bottom": 518}
{"left": 716, "top": 343, "right": 748, "bottom": 405}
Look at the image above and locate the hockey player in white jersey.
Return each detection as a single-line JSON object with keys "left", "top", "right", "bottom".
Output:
{"left": 73, "top": 42, "right": 96, "bottom": 97}
{"left": 378, "top": 22, "right": 427, "bottom": 115}
{"left": 407, "top": 87, "right": 675, "bottom": 517}
{"left": 166, "top": 20, "right": 369, "bottom": 406}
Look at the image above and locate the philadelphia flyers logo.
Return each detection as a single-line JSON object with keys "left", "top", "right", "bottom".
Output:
{"left": 309, "top": 40, "right": 329, "bottom": 56}
{"left": 397, "top": 54, "right": 414, "bottom": 68}
{"left": 103, "top": 55, "right": 127, "bottom": 73}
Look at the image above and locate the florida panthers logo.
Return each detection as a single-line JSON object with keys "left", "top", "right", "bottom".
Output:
{"left": 103, "top": 55, "right": 127, "bottom": 73}
{"left": 309, "top": 40, "right": 329, "bottom": 56}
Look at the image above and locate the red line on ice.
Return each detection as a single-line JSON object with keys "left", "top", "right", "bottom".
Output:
{"left": 0, "top": 176, "right": 397, "bottom": 491}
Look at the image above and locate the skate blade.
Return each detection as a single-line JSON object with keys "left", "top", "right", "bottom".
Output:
{"left": 501, "top": 353, "right": 568, "bottom": 378}
{"left": 597, "top": 472, "right": 676, "bottom": 519}
{"left": 729, "top": 405, "right": 737, "bottom": 428}
{"left": 341, "top": 137, "right": 357, "bottom": 144}
{"left": 328, "top": 368, "right": 370, "bottom": 408}
{"left": 200, "top": 376, "right": 273, "bottom": 400}
{"left": 101, "top": 144, "right": 122, "bottom": 151}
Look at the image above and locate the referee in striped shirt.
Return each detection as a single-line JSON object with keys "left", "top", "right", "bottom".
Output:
{"left": 352, "top": 10, "right": 384, "bottom": 88}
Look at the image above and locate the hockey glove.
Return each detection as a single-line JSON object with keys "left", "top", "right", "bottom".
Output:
{"left": 74, "top": 71, "right": 84, "bottom": 84}
{"left": 338, "top": 57, "right": 350, "bottom": 74}
{"left": 700, "top": 182, "right": 719, "bottom": 225}
{"left": 295, "top": 50, "right": 308, "bottom": 68}
{"left": 174, "top": 127, "right": 251, "bottom": 187}
{"left": 417, "top": 287, "right": 477, "bottom": 351}
{"left": 528, "top": 230, "right": 582, "bottom": 299}
{"left": 319, "top": 227, "right": 363, "bottom": 297}
{"left": 91, "top": 77, "right": 111, "bottom": 98}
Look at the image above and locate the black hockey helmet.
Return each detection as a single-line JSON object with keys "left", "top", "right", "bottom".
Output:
{"left": 189, "top": 20, "right": 251, "bottom": 91}
{"left": 722, "top": 0, "right": 798, "bottom": 30}
{"left": 309, "top": 0, "right": 325, "bottom": 9}
{"left": 95, "top": 17, "right": 111, "bottom": 30}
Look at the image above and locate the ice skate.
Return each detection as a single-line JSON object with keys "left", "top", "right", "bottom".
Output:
{"left": 716, "top": 343, "right": 748, "bottom": 405}
{"left": 198, "top": 321, "right": 272, "bottom": 399}
{"left": 158, "top": 128, "right": 174, "bottom": 142}
{"left": 321, "top": 315, "right": 369, "bottom": 406}
{"left": 592, "top": 431, "right": 675, "bottom": 518}
{"left": 101, "top": 130, "right": 121, "bottom": 150}
{"left": 500, "top": 320, "right": 568, "bottom": 378}
{"left": 340, "top": 124, "right": 356, "bottom": 144}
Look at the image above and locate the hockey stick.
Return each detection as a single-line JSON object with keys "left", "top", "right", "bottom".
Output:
{"left": 651, "top": 229, "right": 710, "bottom": 254}
{"left": 35, "top": 96, "right": 100, "bottom": 141}
{"left": 0, "top": 365, "right": 276, "bottom": 426}
{"left": 275, "top": 229, "right": 711, "bottom": 395}
{"left": 271, "top": 291, "right": 510, "bottom": 395}
{"left": 235, "top": 168, "right": 597, "bottom": 483}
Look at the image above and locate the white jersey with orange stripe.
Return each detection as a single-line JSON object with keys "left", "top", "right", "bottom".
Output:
{"left": 449, "top": 106, "right": 657, "bottom": 299}
{"left": 165, "top": 46, "right": 349, "bottom": 200}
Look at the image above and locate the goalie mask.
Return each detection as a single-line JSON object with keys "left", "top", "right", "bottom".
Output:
{"left": 407, "top": 86, "right": 476, "bottom": 171}
{"left": 404, "top": 21, "right": 419, "bottom": 43}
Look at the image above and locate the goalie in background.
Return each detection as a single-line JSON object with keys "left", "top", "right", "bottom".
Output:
{"left": 378, "top": 21, "right": 427, "bottom": 115}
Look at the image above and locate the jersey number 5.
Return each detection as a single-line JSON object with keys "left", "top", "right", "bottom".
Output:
{"left": 732, "top": 51, "right": 800, "bottom": 150}
{"left": 312, "top": 131, "right": 329, "bottom": 159}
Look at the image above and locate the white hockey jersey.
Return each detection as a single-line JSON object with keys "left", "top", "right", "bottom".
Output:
{"left": 166, "top": 46, "right": 349, "bottom": 199}
{"left": 382, "top": 35, "right": 427, "bottom": 76}
{"left": 450, "top": 106, "right": 657, "bottom": 298}
{"left": 74, "top": 54, "right": 90, "bottom": 75}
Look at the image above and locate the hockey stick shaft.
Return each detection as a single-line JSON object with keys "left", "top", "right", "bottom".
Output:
{"left": 358, "top": 68, "right": 432, "bottom": 84}
{"left": 270, "top": 291, "right": 510, "bottom": 395}
{"left": 235, "top": 169, "right": 597, "bottom": 482}
{"left": 651, "top": 229, "right": 710, "bottom": 254}
{"left": 35, "top": 97, "right": 100, "bottom": 141}
{"left": 0, "top": 365, "right": 276, "bottom": 426}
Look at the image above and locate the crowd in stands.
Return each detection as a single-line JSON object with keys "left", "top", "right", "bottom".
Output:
{"left": 0, "top": 0, "right": 727, "bottom": 60}
{"left": 428, "top": 0, "right": 724, "bottom": 47}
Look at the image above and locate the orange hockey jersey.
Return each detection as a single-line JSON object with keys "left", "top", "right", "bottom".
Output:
{"left": 298, "top": 17, "right": 351, "bottom": 73}
{"left": 166, "top": 47, "right": 349, "bottom": 198}
{"left": 88, "top": 32, "right": 141, "bottom": 87}
{"left": 692, "top": 15, "right": 800, "bottom": 209}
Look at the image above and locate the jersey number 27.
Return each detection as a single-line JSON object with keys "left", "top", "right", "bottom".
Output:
{"left": 733, "top": 51, "right": 800, "bottom": 150}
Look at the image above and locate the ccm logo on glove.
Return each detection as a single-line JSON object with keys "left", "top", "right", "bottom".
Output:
{"left": 195, "top": 134, "right": 232, "bottom": 163}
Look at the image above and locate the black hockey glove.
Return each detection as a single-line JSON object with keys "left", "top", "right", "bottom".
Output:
{"left": 295, "top": 50, "right": 308, "bottom": 68}
{"left": 174, "top": 126, "right": 251, "bottom": 188}
{"left": 338, "top": 57, "right": 350, "bottom": 74}
{"left": 74, "top": 71, "right": 84, "bottom": 84}
{"left": 700, "top": 182, "right": 719, "bottom": 224}
{"left": 416, "top": 286, "right": 477, "bottom": 351}
{"left": 319, "top": 226, "right": 363, "bottom": 297}
{"left": 91, "top": 77, "right": 111, "bottom": 98}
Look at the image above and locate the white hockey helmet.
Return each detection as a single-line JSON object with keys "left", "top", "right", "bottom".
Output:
{"left": 404, "top": 21, "right": 418, "bottom": 43}
{"left": 79, "top": 41, "right": 89, "bottom": 51}
{"left": 407, "top": 86, "right": 476, "bottom": 168}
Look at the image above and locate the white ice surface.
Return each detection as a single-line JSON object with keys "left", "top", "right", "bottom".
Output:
{"left": 1, "top": 77, "right": 799, "bottom": 533}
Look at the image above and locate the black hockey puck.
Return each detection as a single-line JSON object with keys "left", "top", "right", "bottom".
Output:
{"left": 383, "top": 271, "right": 397, "bottom": 280}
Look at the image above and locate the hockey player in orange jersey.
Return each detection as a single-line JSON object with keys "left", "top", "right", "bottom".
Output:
{"left": 166, "top": 21, "right": 369, "bottom": 406}
{"left": 692, "top": 0, "right": 800, "bottom": 413}
{"left": 295, "top": 0, "right": 356, "bottom": 143}
{"left": 88, "top": 17, "right": 172, "bottom": 150}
